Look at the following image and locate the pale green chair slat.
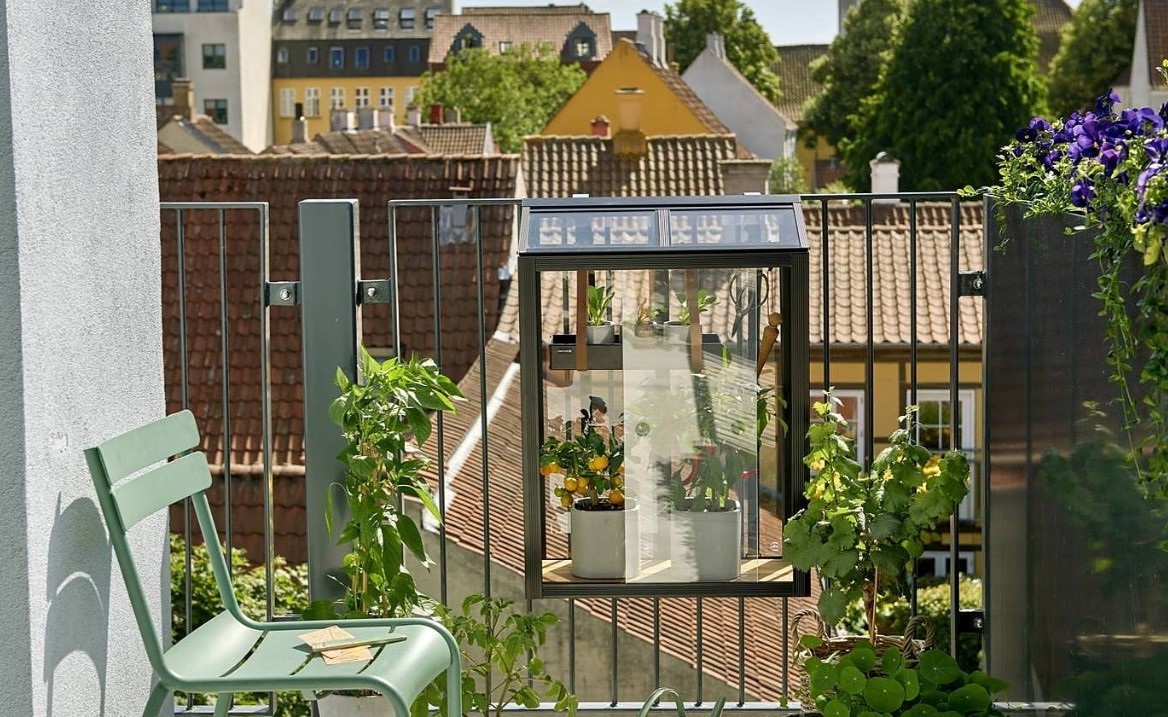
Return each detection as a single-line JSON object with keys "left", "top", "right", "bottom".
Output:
{"left": 111, "top": 452, "right": 211, "bottom": 529}
{"left": 86, "top": 411, "right": 462, "bottom": 717}
{"left": 96, "top": 409, "right": 200, "bottom": 483}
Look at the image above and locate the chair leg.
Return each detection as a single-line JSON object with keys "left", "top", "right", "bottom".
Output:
{"left": 213, "top": 693, "right": 233, "bottom": 717}
{"left": 141, "top": 682, "right": 169, "bottom": 717}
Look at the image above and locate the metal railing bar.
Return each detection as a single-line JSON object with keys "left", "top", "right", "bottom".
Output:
{"left": 388, "top": 205, "right": 402, "bottom": 361}
{"left": 174, "top": 206, "right": 194, "bottom": 712}
{"left": 161, "top": 201, "right": 269, "bottom": 210}
{"left": 948, "top": 196, "right": 961, "bottom": 657}
{"left": 427, "top": 204, "right": 451, "bottom": 605}
{"left": 569, "top": 598, "right": 577, "bottom": 694}
{"left": 781, "top": 597, "right": 789, "bottom": 699}
{"left": 696, "top": 598, "right": 704, "bottom": 705}
{"left": 909, "top": 199, "right": 919, "bottom": 618}
{"left": 864, "top": 199, "right": 875, "bottom": 465}
{"left": 218, "top": 208, "right": 233, "bottom": 562}
{"left": 652, "top": 597, "right": 661, "bottom": 697}
{"left": 820, "top": 199, "right": 831, "bottom": 390}
{"left": 802, "top": 191, "right": 961, "bottom": 201}
{"left": 737, "top": 597, "right": 746, "bottom": 706}
{"left": 257, "top": 202, "right": 275, "bottom": 623}
{"left": 610, "top": 599, "right": 619, "bottom": 707}
{"left": 387, "top": 197, "right": 527, "bottom": 208}
{"left": 474, "top": 204, "right": 493, "bottom": 596}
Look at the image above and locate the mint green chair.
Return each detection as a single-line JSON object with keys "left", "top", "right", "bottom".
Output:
{"left": 85, "top": 410, "right": 461, "bottom": 717}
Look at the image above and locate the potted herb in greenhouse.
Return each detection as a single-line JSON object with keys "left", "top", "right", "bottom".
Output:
{"left": 585, "top": 284, "right": 617, "bottom": 344}
{"left": 542, "top": 404, "right": 635, "bottom": 579}
{"left": 302, "top": 348, "right": 464, "bottom": 717}
{"left": 663, "top": 289, "right": 715, "bottom": 344}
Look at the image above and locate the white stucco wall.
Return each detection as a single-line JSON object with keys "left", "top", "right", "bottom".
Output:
{"left": 683, "top": 50, "right": 790, "bottom": 161}
{"left": 237, "top": 0, "right": 273, "bottom": 151}
{"left": 0, "top": 1, "right": 166, "bottom": 715}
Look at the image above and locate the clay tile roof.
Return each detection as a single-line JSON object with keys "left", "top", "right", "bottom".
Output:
{"left": 1031, "top": 0, "right": 1072, "bottom": 72}
{"left": 159, "top": 116, "right": 254, "bottom": 155}
{"left": 772, "top": 44, "right": 828, "bottom": 125}
{"left": 158, "top": 140, "right": 175, "bottom": 155}
{"left": 307, "top": 128, "right": 423, "bottom": 154}
{"left": 803, "top": 201, "right": 984, "bottom": 346}
{"left": 1143, "top": 0, "right": 1168, "bottom": 82}
{"left": 522, "top": 134, "right": 738, "bottom": 198}
{"left": 158, "top": 153, "right": 521, "bottom": 487}
{"left": 429, "top": 6, "right": 612, "bottom": 64}
{"left": 402, "top": 123, "right": 494, "bottom": 154}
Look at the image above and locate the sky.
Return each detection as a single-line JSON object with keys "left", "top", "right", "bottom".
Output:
{"left": 458, "top": 0, "right": 1083, "bottom": 48}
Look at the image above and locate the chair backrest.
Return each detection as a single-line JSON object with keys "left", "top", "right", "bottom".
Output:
{"left": 85, "top": 410, "right": 228, "bottom": 671}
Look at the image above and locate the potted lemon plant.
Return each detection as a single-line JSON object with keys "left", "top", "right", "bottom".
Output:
{"left": 542, "top": 404, "right": 635, "bottom": 579}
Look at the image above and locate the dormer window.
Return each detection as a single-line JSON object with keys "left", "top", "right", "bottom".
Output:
{"left": 281, "top": 8, "right": 297, "bottom": 22}
{"left": 425, "top": 6, "right": 440, "bottom": 29}
{"left": 452, "top": 25, "right": 482, "bottom": 53}
{"left": 399, "top": 7, "right": 416, "bottom": 29}
{"left": 499, "top": 41, "right": 512, "bottom": 53}
{"left": 307, "top": 7, "right": 324, "bottom": 22}
{"left": 564, "top": 22, "right": 598, "bottom": 60}
{"left": 373, "top": 8, "right": 390, "bottom": 29}
{"left": 347, "top": 7, "right": 361, "bottom": 26}
{"left": 328, "top": 7, "right": 343, "bottom": 24}
{"left": 574, "top": 39, "right": 593, "bottom": 58}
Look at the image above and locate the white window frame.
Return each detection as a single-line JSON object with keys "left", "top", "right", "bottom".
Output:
{"left": 304, "top": 87, "right": 321, "bottom": 117}
{"left": 354, "top": 87, "right": 370, "bottom": 108}
{"left": 907, "top": 388, "right": 977, "bottom": 522}
{"left": 278, "top": 87, "right": 296, "bottom": 118}
{"left": 811, "top": 388, "right": 866, "bottom": 465}
{"left": 405, "top": 86, "right": 417, "bottom": 106}
{"left": 379, "top": 86, "right": 394, "bottom": 110}
{"left": 329, "top": 46, "right": 344, "bottom": 69}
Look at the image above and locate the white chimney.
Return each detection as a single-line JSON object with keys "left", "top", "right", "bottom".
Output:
{"left": 291, "top": 116, "right": 309, "bottom": 144}
{"left": 407, "top": 105, "right": 421, "bottom": 127}
{"left": 357, "top": 106, "right": 379, "bottom": 131}
{"left": 706, "top": 32, "right": 726, "bottom": 60}
{"left": 636, "top": 10, "right": 666, "bottom": 67}
{"left": 378, "top": 107, "right": 396, "bottom": 131}
{"left": 330, "top": 108, "right": 356, "bottom": 132}
{"left": 171, "top": 77, "right": 195, "bottom": 120}
{"left": 870, "top": 152, "right": 901, "bottom": 202}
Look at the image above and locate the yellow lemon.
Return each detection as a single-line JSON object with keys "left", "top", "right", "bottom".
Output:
{"left": 613, "top": 475, "right": 624, "bottom": 488}
{"left": 563, "top": 476, "right": 579, "bottom": 493}
{"left": 588, "top": 455, "right": 609, "bottom": 472}
{"left": 560, "top": 494, "right": 572, "bottom": 508}
{"left": 609, "top": 490, "right": 625, "bottom": 506}
{"left": 540, "top": 461, "right": 561, "bottom": 477}
{"left": 578, "top": 477, "right": 592, "bottom": 491}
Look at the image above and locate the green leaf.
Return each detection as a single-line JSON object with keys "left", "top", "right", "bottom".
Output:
{"left": 810, "top": 662, "right": 840, "bottom": 695}
{"left": 846, "top": 645, "right": 878, "bottom": 673}
{"left": 969, "top": 671, "right": 1008, "bottom": 695}
{"left": 868, "top": 512, "right": 902, "bottom": 538}
{"left": 896, "top": 667, "right": 921, "bottom": 701}
{"left": 821, "top": 699, "right": 850, "bottom": 717}
{"left": 946, "top": 683, "right": 991, "bottom": 713}
{"left": 397, "top": 514, "right": 431, "bottom": 565}
{"left": 818, "top": 586, "right": 850, "bottom": 625}
{"left": 918, "top": 650, "right": 962, "bottom": 686}
{"left": 302, "top": 599, "right": 339, "bottom": 620}
{"left": 839, "top": 664, "right": 867, "bottom": 695}
{"left": 862, "top": 676, "right": 906, "bottom": 713}
{"left": 901, "top": 704, "right": 940, "bottom": 717}
{"left": 882, "top": 648, "right": 905, "bottom": 676}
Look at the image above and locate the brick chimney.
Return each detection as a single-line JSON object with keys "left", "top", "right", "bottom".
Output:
{"left": 171, "top": 77, "right": 194, "bottom": 119}
{"left": 428, "top": 102, "right": 444, "bottom": 124}
{"left": 719, "top": 159, "right": 772, "bottom": 195}
{"left": 870, "top": 151, "right": 901, "bottom": 203}
{"left": 706, "top": 32, "right": 726, "bottom": 60}
{"left": 590, "top": 115, "right": 610, "bottom": 138}
{"left": 636, "top": 10, "right": 666, "bottom": 67}
{"left": 613, "top": 88, "right": 647, "bottom": 155}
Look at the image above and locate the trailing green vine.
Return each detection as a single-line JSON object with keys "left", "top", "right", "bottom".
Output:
{"left": 986, "top": 71, "right": 1168, "bottom": 497}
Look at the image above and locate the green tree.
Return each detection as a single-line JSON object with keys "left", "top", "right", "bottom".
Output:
{"left": 417, "top": 44, "right": 586, "bottom": 153}
{"left": 1046, "top": 0, "right": 1137, "bottom": 117}
{"left": 768, "top": 155, "right": 806, "bottom": 194}
{"left": 801, "top": 0, "right": 907, "bottom": 152}
{"left": 664, "top": 0, "right": 782, "bottom": 105}
{"left": 843, "top": 0, "right": 1043, "bottom": 190}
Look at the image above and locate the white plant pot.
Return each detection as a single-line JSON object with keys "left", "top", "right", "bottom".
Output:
{"left": 663, "top": 321, "right": 690, "bottom": 344}
{"left": 670, "top": 499, "right": 742, "bottom": 581}
{"left": 318, "top": 694, "right": 397, "bottom": 717}
{"left": 586, "top": 322, "right": 616, "bottom": 344}
{"left": 570, "top": 498, "right": 640, "bottom": 579}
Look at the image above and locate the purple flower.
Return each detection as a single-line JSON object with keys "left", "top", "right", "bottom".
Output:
{"left": 1070, "top": 178, "right": 1096, "bottom": 208}
{"left": 1096, "top": 90, "right": 1122, "bottom": 117}
{"left": 1147, "top": 138, "right": 1168, "bottom": 162}
{"left": 1099, "top": 142, "right": 1127, "bottom": 176}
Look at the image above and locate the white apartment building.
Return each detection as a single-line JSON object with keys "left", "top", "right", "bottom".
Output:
{"left": 153, "top": 0, "right": 273, "bottom": 151}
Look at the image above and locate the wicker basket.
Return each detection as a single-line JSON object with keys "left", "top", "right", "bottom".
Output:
{"left": 791, "top": 608, "right": 935, "bottom": 661}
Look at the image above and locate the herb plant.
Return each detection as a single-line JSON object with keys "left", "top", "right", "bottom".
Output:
{"left": 412, "top": 595, "right": 578, "bottom": 717}
{"left": 309, "top": 348, "right": 464, "bottom": 620}
{"left": 783, "top": 398, "right": 969, "bottom": 632}
{"left": 675, "top": 288, "right": 715, "bottom": 325}
{"left": 585, "top": 284, "right": 615, "bottom": 327}
{"left": 989, "top": 74, "right": 1168, "bottom": 495}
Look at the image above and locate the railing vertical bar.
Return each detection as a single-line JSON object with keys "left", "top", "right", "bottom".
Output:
{"left": 696, "top": 598, "right": 704, "bottom": 705}
{"left": 217, "top": 208, "right": 233, "bottom": 562}
{"left": 864, "top": 199, "right": 875, "bottom": 464}
{"left": 388, "top": 206, "right": 402, "bottom": 361}
{"left": 948, "top": 196, "right": 961, "bottom": 657}
{"left": 737, "top": 597, "right": 746, "bottom": 706}
{"left": 474, "top": 204, "right": 493, "bottom": 596}
{"left": 653, "top": 597, "right": 661, "bottom": 696}
{"left": 909, "top": 199, "right": 920, "bottom": 617}
{"left": 820, "top": 199, "right": 831, "bottom": 390}
{"left": 568, "top": 599, "right": 577, "bottom": 694}
{"left": 176, "top": 208, "right": 194, "bottom": 711}
{"left": 610, "top": 599, "right": 619, "bottom": 707}
{"left": 257, "top": 203, "right": 275, "bottom": 621}
{"left": 781, "top": 597, "right": 789, "bottom": 700}
{"left": 428, "top": 204, "right": 450, "bottom": 605}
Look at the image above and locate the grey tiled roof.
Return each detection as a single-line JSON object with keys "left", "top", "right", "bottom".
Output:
{"left": 428, "top": 6, "right": 611, "bottom": 63}
{"left": 772, "top": 44, "right": 828, "bottom": 125}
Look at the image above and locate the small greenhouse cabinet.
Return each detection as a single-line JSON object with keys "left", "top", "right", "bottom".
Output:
{"left": 517, "top": 196, "right": 812, "bottom": 599}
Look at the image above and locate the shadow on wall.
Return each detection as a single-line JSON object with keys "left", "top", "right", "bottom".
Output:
{"left": 44, "top": 495, "right": 111, "bottom": 717}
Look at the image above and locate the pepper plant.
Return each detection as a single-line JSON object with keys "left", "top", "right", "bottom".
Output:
{"left": 308, "top": 347, "right": 464, "bottom": 620}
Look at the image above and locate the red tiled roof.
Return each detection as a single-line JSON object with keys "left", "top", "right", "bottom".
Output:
{"left": 266, "top": 124, "right": 495, "bottom": 156}
{"left": 523, "top": 134, "right": 739, "bottom": 198}
{"left": 403, "top": 123, "right": 494, "bottom": 154}
{"left": 772, "top": 44, "right": 828, "bottom": 125}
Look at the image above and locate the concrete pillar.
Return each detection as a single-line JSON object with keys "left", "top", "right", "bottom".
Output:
{"left": 0, "top": 1, "right": 165, "bottom": 715}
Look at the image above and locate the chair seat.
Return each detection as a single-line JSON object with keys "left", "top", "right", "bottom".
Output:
{"left": 164, "top": 615, "right": 450, "bottom": 702}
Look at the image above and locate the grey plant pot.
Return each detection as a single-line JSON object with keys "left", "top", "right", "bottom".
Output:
{"left": 670, "top": 499, "right": 742, "bottom": 581}
{"left": 570, "top": 498, "right": 640, "bottom": 579}
{"left": 663, "top": 321, "right": 690, "bottom": 344}
{"left": 586, "top": 322, "right": 617, "bottom": 344}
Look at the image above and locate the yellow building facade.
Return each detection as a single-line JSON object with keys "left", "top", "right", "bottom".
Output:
{"left": 270, "top": 76, "right": 421, "bottom": 145}
{"left": 542, "top": 40, "right": 717, "bottom": 137}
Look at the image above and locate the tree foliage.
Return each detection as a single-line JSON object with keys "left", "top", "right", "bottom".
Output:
{"left": 417, "top": 44, "right": 586, "bottom": 153}
{"left": 1046, "top": 0, "right": 1138, "bottom": 117}
{"left": 842, "top": 0, "right": 1043, "bottom": 190}
{"left": 802, "top": 0, "right": 907, "bottom": 152}
{"left": 664, "top": 0, "right": 782, "bottom": 105}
